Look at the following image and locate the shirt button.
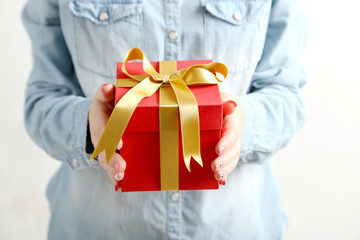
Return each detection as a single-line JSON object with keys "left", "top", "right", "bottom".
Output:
{"left": 168, "top": 31, "right": 178, "bottom": 41}
{"left": 233, "top": 12, "right": 242, "bottom": 21}
{"left": 170, "top": 192, "right": 180, "bottom": 202}
{"left": 72, "top": 158, "right": 79, "bottom": 167}
{"left": 99, "top": 12, "right": 109, "bottom": 21}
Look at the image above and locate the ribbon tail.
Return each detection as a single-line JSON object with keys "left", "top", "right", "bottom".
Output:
{"left": 89, "top": 106, "right": 127, "bottom": 164}
{"left": 170, "top": 79, "right": 203, "bottom": 172}
{"left": 91, "top": 78, "right": 162, "bottom": 164}
{"left": 89, "top": 138, "right": 112, "bottom": 163}
{"left": 184, "top": 154, "right": 203, "bottom": 173}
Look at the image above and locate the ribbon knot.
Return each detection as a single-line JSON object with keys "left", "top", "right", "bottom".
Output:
{"left": 90, "top": 48, "right": 228, "bottom": 172}
{"left": 162, "top": 74, "right": 170, "bottom": 83}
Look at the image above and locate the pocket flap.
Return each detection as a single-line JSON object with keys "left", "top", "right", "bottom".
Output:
{"left": 69, "top": 1, "right": 142, "bottom": 25}
{"left": 202, "top": 0, "right": 269, "bottom": 25}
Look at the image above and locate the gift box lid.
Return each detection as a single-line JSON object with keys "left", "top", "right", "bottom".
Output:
{"left": 115, "top": 60, "right": 223, "bottom": 132}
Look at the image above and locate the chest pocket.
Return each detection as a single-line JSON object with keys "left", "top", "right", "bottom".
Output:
{"left": 69, "top": 0, "right": 143, "bottom": 78}
{"left": 202, "top": 0, "right": 271, "bottom": 74}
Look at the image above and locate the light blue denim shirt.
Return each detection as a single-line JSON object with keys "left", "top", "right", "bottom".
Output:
{"left": 22, "top": 0, "right": 307, "bottom": 239}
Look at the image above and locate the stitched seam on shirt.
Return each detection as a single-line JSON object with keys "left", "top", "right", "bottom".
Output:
{"left": 71, "top": 98, "right": 89, "bottom": 167}
{"left": 179, "top": 193, "right": 182, "bottom": 240}
{"left": 203, "top": 7, "right": 208, "bottom": 59}
{"left": 71, "top": 99, "right": 80, "bottom": 155}
{"left": 175, "top": 1, "right": 180, "bottom": 59}
{"left": 77, "top": 61, "right": 116, "bottom": 79}
{"left": 72, "top": 11, "right": 83, "bottom": 76}
{"left": 65, "top": 98, "right": 79, "bottom": 168}
{"left": 74, "top": 0, "right": 143, "bottom": 3}
{"left": 247, "top": 97, "right": 257, "bottom": 156}
{"left": 251, "top": 98, "right": 257, "bottom": 153}
{"left": 166, "top": 192, "right": 169, "bottom": 239}
{"left": 140, "top": 4, "right": 144, "bottom": 50}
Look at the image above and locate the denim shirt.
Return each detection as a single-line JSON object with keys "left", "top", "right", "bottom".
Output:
{"left": 22, "top": 0, "right": 307, "bottom": 239}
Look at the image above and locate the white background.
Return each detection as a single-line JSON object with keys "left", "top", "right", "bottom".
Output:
{"left": 0, "top": 1, "right": 359, "bottom": 239}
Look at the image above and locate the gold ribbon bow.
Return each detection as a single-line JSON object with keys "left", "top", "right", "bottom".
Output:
{"left": 90, "top": 48, "right": 227, "bottom": 173}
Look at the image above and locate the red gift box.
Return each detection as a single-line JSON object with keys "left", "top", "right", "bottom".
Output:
{"left": 115, "top": 60, "right": 222, "bottom": 192}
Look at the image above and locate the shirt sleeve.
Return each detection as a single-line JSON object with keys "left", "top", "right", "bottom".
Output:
{"left": 22, "top": 0, "right": 99, "bottom": 169}
{"left": 237, "top": 0, "right": 308, "bottom": 163}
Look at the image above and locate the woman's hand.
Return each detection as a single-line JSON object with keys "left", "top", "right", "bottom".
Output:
{"left": 88, "top": 84, "right": 126, "bottom": 191}
{"left": 211, "top": 92, "right": 243, "bottom": 186}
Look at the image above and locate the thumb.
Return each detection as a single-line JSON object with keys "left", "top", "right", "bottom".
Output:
{"left": 95, "top": 83, "right": 115, "bottom": 104}
{"left": 220, "top": 92, "right": 238, "bottom": 116}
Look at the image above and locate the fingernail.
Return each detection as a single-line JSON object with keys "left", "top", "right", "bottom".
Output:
{"left": 215, "top": 172, "right": 225, "bottom": 181}
{"left": 215, "top": 162, "right": 224, "bottom": 171}
{"left": 114, "top": 163, "right": 119, "bottom": 170}
{"left": 115, "top": 173, "right": 121, "bottom": 181}
{"left": 102, "top": 83, "right": 113, "bottom": 93}
{"left": 218, "top": 146, "right": 226, "bottom": 155}
{"left": 219, "top": 179, "right": 226, "bottom": 186}
{"left": 101, "top": 83, "right": 108, "bottom": 91}
{"left": 227, "top": 100, "right": 238, "bottom": 108}
{"left": 220, "top": 172, "right": 225, "bottom": 180}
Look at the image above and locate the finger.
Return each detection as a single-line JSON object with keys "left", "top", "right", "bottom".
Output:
{"left": 90, "top": 86, "right": 117, "bottom": 144}
{"left": 215, "top": 115, "right": 239, "bottom": 156}
{"left": 211, "top": 137, "right": 241, "bottom": 172}
{"left": 220, "top": 92, "right": 238, "bottom": 116}
{"left": 223, "top": 100, "right": 237, "bottom": 116}
{"left": 214, "top": 157, "right": 238, "bottom": 181}
{"left": 117, "top": 139, "right": 124, "bottom": 150}
{"left": 108, "top": 153, "right": 126, "bottom": 179}
{"left": 95, "top": 83, "right": 115, "bottom": 104}
{"left": 100, "top": 152, "right": 127, "bottom": 186}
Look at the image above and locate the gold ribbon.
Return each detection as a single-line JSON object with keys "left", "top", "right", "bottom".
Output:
{"left": 159, "top": 61, "right": 179, "bottom": 190}
{"left": 90, "top": 48, "right": 227, "bottom": 177}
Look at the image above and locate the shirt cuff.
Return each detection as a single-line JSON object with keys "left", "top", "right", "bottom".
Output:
{"left": 67, "top": 97, "right": 99, "bottom": 169}
{"left": 236, "top": 95, "right": 256, "bottom": 163}
{"left": 236, "top": 95, "right": 275, "bottom": 164}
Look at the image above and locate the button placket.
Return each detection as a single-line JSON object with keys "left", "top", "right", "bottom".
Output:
{"left": 167, "top": 191, "right": 181, "bottom": 240}
{"left": 164, "top": 0, "right": 180, "bottom": 61}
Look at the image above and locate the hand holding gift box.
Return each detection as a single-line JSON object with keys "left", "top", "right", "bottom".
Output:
{"left": 90, "top": 48, "right": 230, "bottom": 192}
